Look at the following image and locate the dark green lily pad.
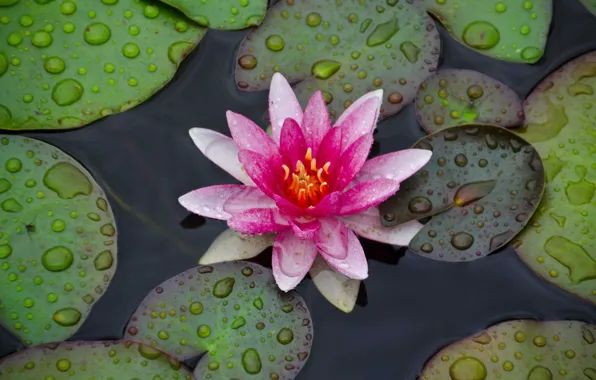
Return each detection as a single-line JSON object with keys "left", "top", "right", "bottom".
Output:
{"left": 581, "top": 0, "right": 596, "bottom": 16}
{"left": 235, "top": 0, "right": 440, "bottom": 122}
{"left": 512, "top": 51, "right": 596, "bottom": 305}
{"left": 422, "top": 0, "right": 552, "bottom": 63}
{"left": 0, "top": 341, "right": 193, "bottom": 379}
{"left": 379, "top": 125, "right": 545, "bottom": 262}
{"left": 420, "top": 320, "right": 596, "bottom": 380}
{"left": 159, "top": 0, "right": 268, "bottom": 30}
{"left": 415, "top": 69, "right": 524, "bottom": 133}
{"left": 124, "top": 261, "right": 313, "bottom": 380}
{"left": 0, "top": 0, "right": 205, "bottom": 131}
{"left": 0, "top": 135, "right": 117, "bottom": 345}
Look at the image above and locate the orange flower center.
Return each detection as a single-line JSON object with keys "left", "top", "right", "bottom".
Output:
{"left": 281, "top": 148, "right": 331, "bottom": 208}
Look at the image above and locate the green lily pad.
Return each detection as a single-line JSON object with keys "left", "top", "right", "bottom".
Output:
{"left": 158, "top": 0, "right": 268, "bottom": 30}
{"left": 581, "top": 0, "right": 596, "bottom": 16}
{"left": 512, "top": 51, "right": 596, "bottom": 305}
{"left": 415, "top": 69, "right": 524, "bottom": 133}
{"left": 421, "top": 0, "right": 552, "bottom": 63}
{"left": 0, "top": 0, "right": 205, "bottom": 131}
{"left": 124, "top": 261, "right": 313, "bottom": 380}
{"left": 0, "top": 340, "right": 193, "bottom": 379}
{"left": 420, "top": 320, "right": 596, "bottom": 380}
{"left": 0, "top": 135, "right": 117, "bottom": 345}
{"left": 378, "top": 124, "right": 545, "bottom": 262}
{"left": 235, "top": 0, "right": 440, "bottom": 122}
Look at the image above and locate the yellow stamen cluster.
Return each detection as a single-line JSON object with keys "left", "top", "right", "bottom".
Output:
{"left": 281, "top": 148, "right": 331, "bottom": 208}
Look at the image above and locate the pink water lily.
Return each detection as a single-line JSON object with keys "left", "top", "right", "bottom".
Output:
{"left": 179, "top": 73, "right": 432, "bottom": 292}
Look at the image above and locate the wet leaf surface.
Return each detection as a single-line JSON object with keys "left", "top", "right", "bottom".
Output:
{"left": 513, "top": 50, "right": 596, "bottom": 305}
{"left": 379, "top": 125, "right": 545, "bottom": 261}
{"left": 235, "top": 0, "right": 440, "bottom": 122}
{"left": 160, "top": 0, "right": 269, "bottom": 30}
{"left": 415, "top": 69, "right": 524, "bottom": 133}
{"left": 420, "top": 320, "right": 596, "bottom": 380}
{"left": 0, "top": 135, "right": 117, "bottom": 345}
{"left": 124, "top": 261, "right": 313, "bottom": 380}
{"left": 0, "top": 340, "right": 193, "bottom": 379}
{"left": 422, "top": 0, "right": 552, "bottom": 63}
{"left": 0, "top": 0, "right": 205, "bottom": 131}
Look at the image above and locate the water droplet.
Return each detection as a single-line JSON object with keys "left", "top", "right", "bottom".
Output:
{"left": 449, "top": 357, "right": 487, "bottom": 380}
{"left": 42, "top": 246, "right": 74, "bottom": 272}
{"left": 265, "top": 35, "right": 285, "bottom": 51}
{"left": 400, "top": 41, "right": 420, "bottom": 63}
{"left": 451, "top": 232, "right": 474, "bottom": 250}
{"left": 52, "top": 308, "right": 81, "bottom": 326}
{"left": 43, "top": 162, "right": 92, "bottom": 198}
{"left": 420, "top": 243, "right": 433, "bottom": 253}
{"left": 311, "top": 60, "right": 341, "bottom": 79}
{"left": 472, "top": 332, "right": 491, "bottom": 344}
{"left": 84, "top": 22, "right": 111, "bottom": 45}
{"left": 454, "top": 154, "right": 468, "bottom": 167}
{"left": 527, "top": 366, "right": 553, "bottom": 380}
{"left": 276, "top": 328, "right": 294, "bottom": 345}
{"left": 366, "top": 15, "right": 399, "bottom": 47}
{"left": 231, "top": 316, "right": 246, "bottom": 329}
{"left": 138, "top": 344, "right": 162, "bottom": 359}
{"left": 521, "top": 47, "right": 542, "bottom": 61}
{"left": 306, "top": 12, "right": 321, "bottom": 27}
{"left": 238, "top": 54, "right": 257, "bottom": 70}
{"left": 408, "top": 196, "right": 432, "bottom": 214}
{"left": 213, "top": 277, "right": 235, "bottom": 298}
{"left": 454, "top": 180, "right": 496, "bottom": 206}
{"left": 31, "top": 30, "right": 52, "bottom": 48}
{"left": 143, "top": 4, "right": 160, "bottom": 18}
{"left": 462, "top": 21, "right": 500, "bottom": 50}
{"left": 51, "top": 79, "right": 84, "bottom": 106}
{"left": 197, "top": 324, "right": 211, "bottom": 338}
{"left": 56, "top": 359, "right": 71, "bottom": 372}
{"left": 167, "top": 41, "right": 194, "bottom": 64}
{"left": 467, "top": 85, "right": 484, "bottom": 99}
{"left": 242, "top": 348, "right": 262, "bottom": 374}
{"left": 94, "top": 250, "right": 114, "bottom": 270}
{"left": 253, "top": 297, "right": 264, "bottom": 310}
{"left": 122, "top": 43, "right": 140, "bottom": 58}
{"left": 533, "top": 336, "right": 546, "bottom": 347}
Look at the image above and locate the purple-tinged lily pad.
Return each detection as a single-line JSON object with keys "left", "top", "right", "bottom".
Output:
{"left": 415, "top": 69, "right": 524, "bottom": 133}
{"left": 581, "top": 0, "right": 596, "bottom": 16}
{"left": 420, "top": 320, "right": 596, "bottom": 380}
{"left": 0, "top": 340, "right": 194, "bottom": 379}
{"left": 378, "top": 125, "right": 545, "bottom": 262}
{"left": 0, "top": 135, "right": 117, "bottom": 345}
{"left": 512, "top": 51, "right": 596, "bottom": 305}
{"left": 235, "top": 0, "right": 440, "bottom": 122}
{"left": 158, "top": 0, "right": 268, "bottom": 30}
{"left": 422, "top": 0, "right": 552, "bottom": 63}
{"left": 0, "top": 0, "right": 205, "bottom": 131}
{"left": 124, "top": 261, "right": 313, "bottom": 380}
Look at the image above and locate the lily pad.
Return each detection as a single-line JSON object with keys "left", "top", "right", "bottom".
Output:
{"left": 420, "top": 320, "right": 596, "bottom": 380}
{"left": 581, "top": 0, "right": 596, "bottom": 16}
{"left": 415, "top": 69, "right": 524, "bottom": 133}
{"left": 422, "top": 0, "right": 552, "bottom": 63}
{"left": 235, "top": 0, "right": 440, "bottom": 122}
{"left": 0, "top": 0, "right": 205, "bottom": 131}
{"left": 159, "top": 0, "right": 268, "bottom": 30}
{"left": 379, "top": 125, "right": 545, "bottom": 262}
{"left": 0, "top": 340, "right": 193, "bottom": 379}
{"left": 124, "top": 261, "right": 313, "bottom": 380}
{"left": 512, "top": 51, "right": 596, "bottom": 305}
{"left": 0, "top": 135, "right": 118, "bottom": 345}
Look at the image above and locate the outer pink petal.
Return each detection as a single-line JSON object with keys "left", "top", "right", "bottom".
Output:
{"left": 269, "top": 73, "right": 304, "bottom": 144}
{"left": 321, "top": 228, "right": 368, "bottom": 280}
{"left": 226, "top": 111, "right": 282, "bottom": 165}
{"left": 332, "top": 134, "right": 373, "bottom": 191}
{"left": 339, "top": 207, "right": 424, "bottom": 246}
{"left": 334, "top": 90, "right": 383, "bottom": 151}
{"left": 315, "top": 217, "right": 348, "bottom": 259}
{"left": 335, "top": 89, "right": 383, "bottom": 127}
{"left": 351, "top": 149, "right": 432, "bottom": 187}
{"left": 315, "top": 126, "right": 342, "bottom": 167}
{"left": 304, "top": 191, "right": 341, "bottom": 217}
{"left": 223, "top": 186, "right": 276, "bottom": 214}
{"left": 272, "top": 230, "right": 318, "bottom": 291}
{"left": 279, "top": 118, "right": 307, "bottom": 167}
{"left": 179, "top": 184, "right": 244, "bottom": 220}
{"left": 188, "top": 128, "right": 254, "bottom": 185}
{"left": 289, "top": 219, "right": 321, "bottom": 240}
{"left": 302, "top": 91, "right": 330, "bottom": 150}
{"left": 238, "top": 150, "right": 282, "bottom": 198}
{"left": 228, "top": 208, "right": 290, "bottom": 235}
{"left": 337, "top": 178, "right": 400, "bottom": 215}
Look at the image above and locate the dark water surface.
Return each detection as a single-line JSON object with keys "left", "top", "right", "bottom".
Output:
{"left": 2, "top": 0, "right": 596, "bottom": 378}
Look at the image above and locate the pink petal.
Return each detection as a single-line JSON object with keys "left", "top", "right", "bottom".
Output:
{"left": 331, "top": 134, "right": 373, "bottom": 191}
{"left": 272, "top": 230, "right": 318, "bottom": 291}
{"left": 228, "top": 208, "right": 290, "bottom": 235}
{"left": 315, "top": 217, "right": 348, "bottom": 259}
{"left": 315, "top": 126, "right": 342, "bottom": 168}
{"left": 188, "top": 128, "right": 254, "bottom": 185}
{"left": 351, "top": 149, "right": 432, "bottom": 187}
{"left": 226, "top": 111, "right": 282, "bottom": 165}
{"left": 334, "top": 89, "right": 383, "bottom": 127}
{"left": 289, "top": 218, "right": 321, "bottom": 240}
{"left": 273, "top": 194, "right": 304, "bottom": 218}
{"left": 334, "top": 90, "right": 383, "bottom": 151}
{"left": 238, "top": 150, "right": 282, "bottom": 198}
{"left": 178, "top": 184, "right": 244, "bottom": 220}
{"left": 339, "top": 207, "right": 424, "bottom": 246}
{"left": 337, "top": 178, "right": 400, "bottom": 215}
{"left": 321, "top": 229, "right": 368, "bottom": 280}
{"left": 269, "top": 73, "right": 304, "bottom": 144}
{"left": 279, "top": 118, "right": 307, "bottom": 167}
{"left": 302, "top": 91, "right": 330, "bottom": 150}
{"left": 305, "top": 191, "right": 341, "bottom": 217}
{"left": 223, "top": 186, "right": 276, "bottom": 214}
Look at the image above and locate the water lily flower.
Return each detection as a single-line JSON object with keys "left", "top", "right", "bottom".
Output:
{"left": 179, "top": 73, "right": 432, "bottom": 298}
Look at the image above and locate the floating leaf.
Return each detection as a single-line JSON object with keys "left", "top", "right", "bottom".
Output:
{"left": 422, "top": 0, "right": 552, "bottom": 63}
{"left": 379, "top": 125, "right": 545, "bottom": 261}
{"left": 0, "top": 341, "right": 193, "bottom": 379}
{"left": 512, "top": 51, "right": 596, "bottom": 305}
{"left": 0, "top": 135, "right": 118, "bottom": 345}
{"left": 581, "top": 0, "right": 596, "bottom": 16}
{"left": 420, "top": 320, "right": 596, "bottom": 380}
{"left": 309, "top": 256, "right": 360, "bottom": 313}
{"left": 199, "top": 229, "right": 275, "bottom": 265}
{"left": 125, "top": 262, "right": 313, "bottom": 380}
{"left": 159, "top": 0, "right": 268, "bottom": 30}
{"left": 0, "top": 0, "right": 205, "bottom": 131}
{"left": 235, "top": 0, "right": 440, "bottom": 122}
{"left": 415, "top": 69, "right": 524, "bottom": 133}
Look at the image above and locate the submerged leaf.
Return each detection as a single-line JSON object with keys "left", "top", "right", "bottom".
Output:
{"left": 379, "top": 125, "right": 545, "bottom": 261}
{"left": 513, "top": 50, "right": 596, "bottom": 305}
{"left": 422, "top": 0, "right": 552, "bottom": 63}
{"left": 415, "top": 69, "right": 524, "bottom": 133}
{"left": 0, "top": 0, "right": 205, "bottom": 131}
{"left": 235, "top": 0, "right": 440, "bottom": 122}
{"left": 125, "top": 261, "right": 313, "bottom": 380}
{"left": 0, "top": 135, "right": 117, "bottom": 345}
{"left": 309, "top": 256, "right": 360, "bottom": 313}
